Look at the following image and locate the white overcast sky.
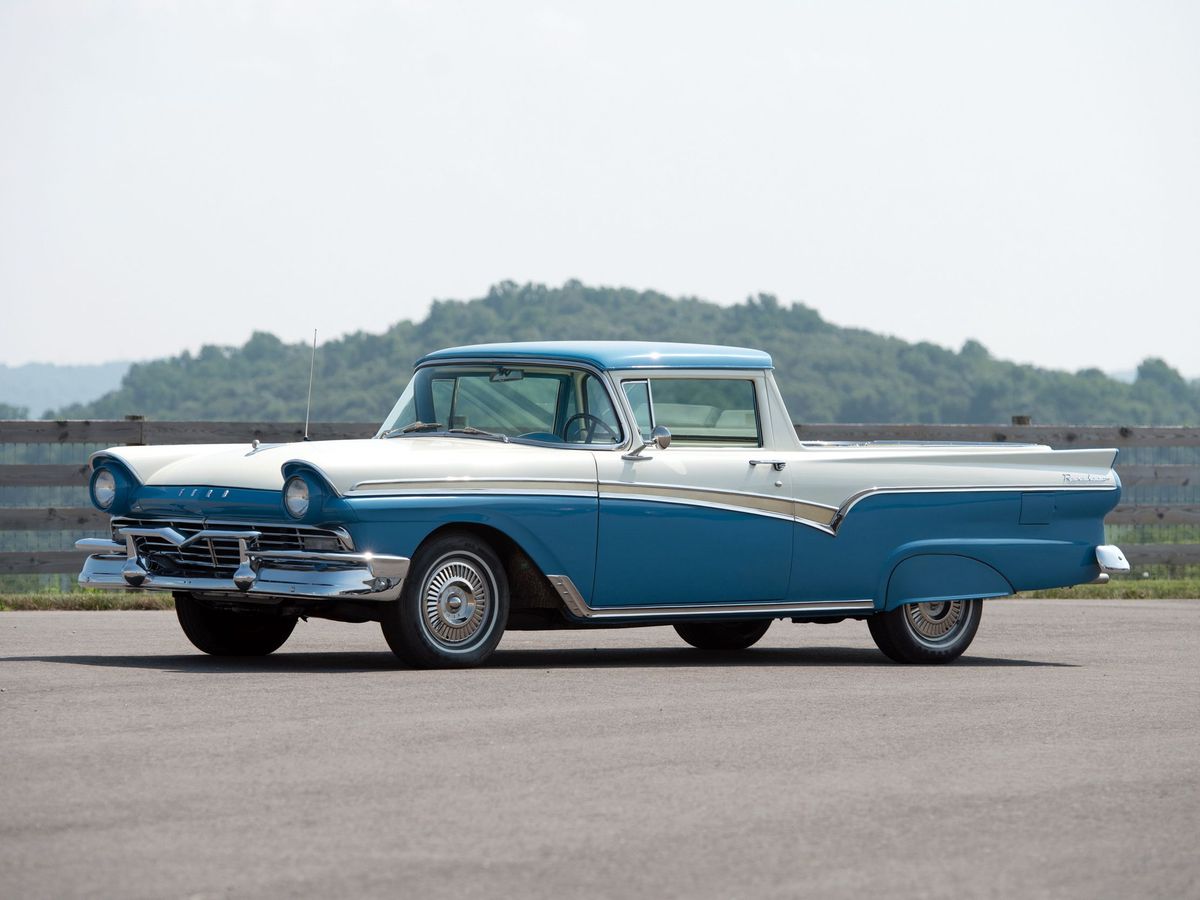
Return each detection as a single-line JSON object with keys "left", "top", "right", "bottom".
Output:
{"left": 1, "top": 1, "right": 1197, "bottom": 374}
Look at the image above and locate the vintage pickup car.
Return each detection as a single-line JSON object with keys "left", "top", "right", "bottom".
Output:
{"left": 78, "top": 341, "right": 1128, "bottom": 666}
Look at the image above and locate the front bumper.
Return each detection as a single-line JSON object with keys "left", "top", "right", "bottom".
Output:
{"left": 77, "top": 529, "right": 409, "bottom": 602}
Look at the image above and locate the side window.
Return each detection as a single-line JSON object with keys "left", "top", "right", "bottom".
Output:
{"left": 431, "top": 378, "right": 454, "bottom": 425}
{"left": 561, "top": 373, "right": 622, "bottom": 444}
{"left": 625, "top": 378, "right": 761, "bottom": 446}
{"left": 584, "top": 375, "right": 622, "bottom": 440}
{"left": 622, "top": 381, "right": 652, "bottom": 441}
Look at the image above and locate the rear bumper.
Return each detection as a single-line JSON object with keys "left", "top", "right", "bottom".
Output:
{"left": 77, "top": 537, "right": 409, "bottom": 602}
{"left": 1095, "top": 544, "right": 1130, "bottom": 574}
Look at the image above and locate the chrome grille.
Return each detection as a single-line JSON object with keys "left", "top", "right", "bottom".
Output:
{"left": 111, "top": 518, "right": 351, "bottom": 578}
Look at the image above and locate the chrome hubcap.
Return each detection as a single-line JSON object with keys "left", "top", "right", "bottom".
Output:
{"left": 421, "top": 554, "right": 492, "bottom": 648}
{"left": 904, "top": 599, "right": 967, "bottom": 644}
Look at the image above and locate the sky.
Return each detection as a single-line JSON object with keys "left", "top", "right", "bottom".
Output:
{"left": 1, "top": 1, "right": 1197, "bottom": 375}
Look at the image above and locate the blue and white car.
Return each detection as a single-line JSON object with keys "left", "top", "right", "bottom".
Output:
{"left": 79, "top": 341, "right": 1129, "bottom": 666}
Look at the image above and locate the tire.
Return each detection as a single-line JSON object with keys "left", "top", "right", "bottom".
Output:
{"left": 867, "top": 598, "right": 983, "bottom": 664}
{"left": 173, "top": 592, "right": 297, "bottom": 656}
{"left": 381, "top": 531, "right": 509, "bottom": 668}
{"left": 674, "top": 619, "right": 772, "bottom": 651}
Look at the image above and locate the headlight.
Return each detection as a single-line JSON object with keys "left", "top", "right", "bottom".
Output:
{"left": 284, "top": 476, "right": 310, "bottom": 518}
{"left": 92, "top": 468, "right": 117, "bottom": 510}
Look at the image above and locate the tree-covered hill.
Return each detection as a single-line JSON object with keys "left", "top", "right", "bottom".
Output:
{"left": 0, "top": 402, "right": 30, "bottom": 418}
{"left": 0, "top": 361, "right": 130, "bottom": 417}
{"left": 49, "top": 282, "right": 1200, "bottom": 424}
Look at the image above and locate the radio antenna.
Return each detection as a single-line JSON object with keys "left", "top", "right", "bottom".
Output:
{"left": 303, "top": 329, "right": 317, "bottom": 441}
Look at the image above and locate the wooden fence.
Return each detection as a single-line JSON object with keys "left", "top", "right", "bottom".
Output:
{"left": 2, "top": 419, "right": 1198, "bottom": 575}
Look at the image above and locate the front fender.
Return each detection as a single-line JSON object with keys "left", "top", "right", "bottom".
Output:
{"left": 344, "top": 495, "right": 598, "bottom": 598}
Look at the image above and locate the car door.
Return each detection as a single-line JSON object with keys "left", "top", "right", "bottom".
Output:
{"left": 590, "top": 373, "right": 794, "bottom": 607}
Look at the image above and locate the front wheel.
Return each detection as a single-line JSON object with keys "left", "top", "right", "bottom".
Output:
{"left": 381, "top": 532, "right": 509, "bottom": 668}
{"left": 867, "top": 599, "right": 982, "bottom": 664}
{"left": 674, "top": 619, "right": 772, "bottom": 651}
{"left": 174, "top": 592, "right": 297, "bottom": 656}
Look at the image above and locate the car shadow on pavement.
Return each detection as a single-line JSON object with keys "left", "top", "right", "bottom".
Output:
{"left": 0, "top": 652, "right": 400, "bottom": 674}
{"left": 488, "top": 646, "right": 1078, "bottom": 668}
{"left": 0, "top": 646, "right": 1077, "bottom": 672}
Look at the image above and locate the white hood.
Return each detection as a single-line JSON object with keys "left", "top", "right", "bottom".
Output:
{"left": 96, "top": 437, "right": 598, "bottom": 494}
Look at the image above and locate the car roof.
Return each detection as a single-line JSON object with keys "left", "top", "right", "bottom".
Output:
{"left": 416, "top": 341, "right": 773, "bottom": 371}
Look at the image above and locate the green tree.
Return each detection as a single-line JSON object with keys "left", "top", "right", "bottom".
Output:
{"left": 0, "top": 402, "right": 30, "bottom": 418}
{"left": 51, "top": 282, "right": 1200, "bottom": 426}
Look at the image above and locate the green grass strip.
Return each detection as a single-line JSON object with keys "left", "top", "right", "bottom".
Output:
{"left": 1017, "top": 578, "right": 1200, "bottom": 600}
{"left": 0, "top": 592, "right": 175, "bottom": 611}
{"left": 2, "top": 578, "right": 1197, "bottom": 610}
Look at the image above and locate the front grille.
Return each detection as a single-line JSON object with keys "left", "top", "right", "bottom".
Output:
{"left": 111, "top": 517, "right": 351, "bottom": 578}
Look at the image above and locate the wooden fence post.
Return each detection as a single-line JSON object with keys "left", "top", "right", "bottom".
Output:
{"left": 124, "top": 414, "right": 145, "bottom": 446}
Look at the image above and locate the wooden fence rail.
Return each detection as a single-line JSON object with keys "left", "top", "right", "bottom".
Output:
{"left": 792, "top": 424, "right": 1200, "bottom": 447}
{"left": 5, "top": 419, "right": 1200, "bottom": 446}
{"left": 2, "top": 420, "right": 1198, "bottom": 574}
{"left": 0, "top": 508, "right": 109, "bottom": 530}
{"left": 0, "top": 420, "right": 375, "bottom": 444}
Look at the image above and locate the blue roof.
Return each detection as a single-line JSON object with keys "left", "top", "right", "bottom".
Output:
{"left": 417, "top": 341, "right": 773, "bottom": 371}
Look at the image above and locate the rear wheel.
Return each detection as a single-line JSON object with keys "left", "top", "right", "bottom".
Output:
{"left": 381, "top": 531, "right": 509, "bottom": 668}
{"left": 868, "top": 599, "right": 982, "bottom": 664}
{"left": 674, "top": 619, "right": 772, "bottom": 651}
{"left": 173, "top": 592, "right": 297, "bottom": 656}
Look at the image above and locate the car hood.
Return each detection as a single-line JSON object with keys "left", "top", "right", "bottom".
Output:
{"left": 96, "top": 437, "right": 599, "bottom": 494}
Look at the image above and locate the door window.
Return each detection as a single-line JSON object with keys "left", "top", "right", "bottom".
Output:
{"left": 623, "top": 378, "right": 761, "bottom": 446}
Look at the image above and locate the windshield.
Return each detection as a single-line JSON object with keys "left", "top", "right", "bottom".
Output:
{"left": 378, "top": 364, "right": 624, "bottom": 446}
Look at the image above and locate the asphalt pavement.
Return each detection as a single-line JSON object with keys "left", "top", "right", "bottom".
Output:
{"left": 1, "top": 599, "right": 1197, "bottom": 899}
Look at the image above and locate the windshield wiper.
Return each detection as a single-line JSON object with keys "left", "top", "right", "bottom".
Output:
{"left": 448, "top": 427, "right": 509, "bottom": 443}
{"left": 382, "top": 421, "right": 443, "bottom": 438}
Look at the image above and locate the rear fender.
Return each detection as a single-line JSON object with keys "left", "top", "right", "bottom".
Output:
{"left": 882, "top": 551, "right": 1014, "bottom": 611}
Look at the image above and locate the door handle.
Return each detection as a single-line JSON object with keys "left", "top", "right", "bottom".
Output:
{"left": 749, "top": 459, "right": 787, "bottom": 471}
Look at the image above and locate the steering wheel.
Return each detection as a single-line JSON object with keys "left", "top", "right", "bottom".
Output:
{"left": 563, "top": 413, "right": 619, "bottom": 444}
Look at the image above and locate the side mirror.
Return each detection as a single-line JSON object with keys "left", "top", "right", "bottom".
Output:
{"left": 623, "top": 425, "right": 671, "bottom": 460}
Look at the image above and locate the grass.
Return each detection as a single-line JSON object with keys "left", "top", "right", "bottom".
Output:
{"left": 0, "top": 592, "right": 175, "bottom": 611}
{"left": 2, "top": 579, "right": 1197, "bottom": 610}
{"left": 1016, "top": 578, "right": 1200, "bottom": 600}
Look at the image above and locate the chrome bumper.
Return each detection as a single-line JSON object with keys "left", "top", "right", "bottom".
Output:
{"left": 1095, "top": 544, "right": 1130, "bottom": 574}
{"left": 76, "top": 531, "right": 409, "bottom": 602}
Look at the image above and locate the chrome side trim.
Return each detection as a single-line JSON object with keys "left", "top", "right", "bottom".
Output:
{"left": 545, "top": 574, "right": 873, "bottom": 620}
{"left": 827, "top": 482, "right": 1120, "bottom": 531}
{"left": 350, "top": 477, "right": 597, "bottom": 496}
{"left": 1095, "top": 544, "right": 1129, "bottom": 574}
{"left": 351, "top": 478, "right": 1118, "bottom": 535}
{"left": 547, "top": 575, "right": 589, "bottom": 618}
{"left": 599, "top": 481, "right": 798, "bottom": 520}
{"left": 599, "top": 481, "right": 839, "bottom": 527}
{"left": 349, "top": 477, "right": 833, "bottom": 526}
